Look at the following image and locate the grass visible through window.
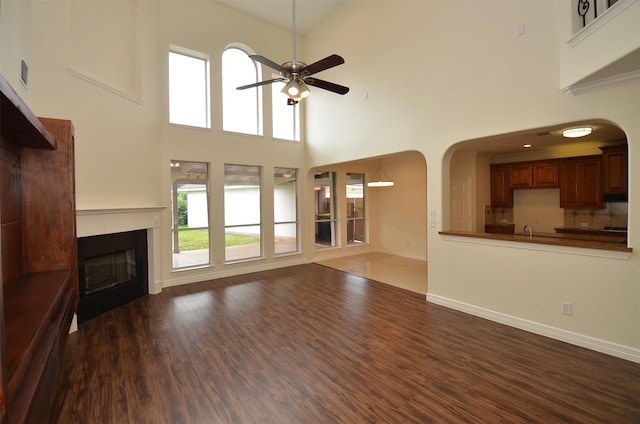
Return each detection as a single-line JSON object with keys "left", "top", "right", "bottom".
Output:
{"left": 177, "top": 226, "right": 259, "bottom": 251}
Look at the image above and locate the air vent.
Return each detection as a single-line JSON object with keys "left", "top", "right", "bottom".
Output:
{"left": 20, "top": 60, "right": 29, "bottom": 87}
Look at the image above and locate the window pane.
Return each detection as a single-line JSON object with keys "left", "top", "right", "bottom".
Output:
{"left": 272, "top": 80, "right": 300, "bottom": 141}
{"left": 223, "top": 48, "right": 263, "bottom": 135}
{"left": 314, "top": 171, "right": 337, "bottom": 248}
{"left": 169, "top": 51, "right": 209, "bottom": 128}
{"left": 274, "top": 167, "right": 298, "bottom": 254}
{"left": 347, "top": 173, "right": 366, "bottom": 244}
{"left": 171, "top": 160, "right": 210, "bottom": 269}
{"left": 224, "top": 164, "right": 262, "bottom": 261}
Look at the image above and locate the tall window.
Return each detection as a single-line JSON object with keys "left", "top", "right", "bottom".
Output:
{"left": 274, "top": 167, "right": 298, "bottom": 254}
{"left": 224, "top": 164, "right": 262, "bottom": 261}
{"left": 347, "top": 173, "right": 366, "bottom": 244}
{"left": 272, "top": 81, "right": 301, "bottom": 142}
{"left": 169, "top": 48, "right": 210, "bottom": 128}
{"left": 314, "top": 171, "right": 337, "bottom": 248}
{"left": 170, "top": 160, "right": 210, "bottom": 269}
{"left": 222, "top": 48, "right": 263, "bottom": 135}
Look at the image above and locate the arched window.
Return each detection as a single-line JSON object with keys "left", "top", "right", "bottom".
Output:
{"left": 222, "top": 47, "right": 263, "bottom": 135}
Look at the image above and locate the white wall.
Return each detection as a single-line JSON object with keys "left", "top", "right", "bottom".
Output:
{"left": 304, "top": 1, "right": 639, "bottom": 358}
{"left": 0, "top": 0, "right": 309, "bottom": 288}
{"left": 374, "top": 153, "right": 427, "bottom": 261}
{"left": 2, "top": 0, "right": 638, "bottom": 359}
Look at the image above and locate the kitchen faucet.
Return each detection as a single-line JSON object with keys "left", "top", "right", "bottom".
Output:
{"left": 523, "top": 224, "right": 533, "bottom": 239}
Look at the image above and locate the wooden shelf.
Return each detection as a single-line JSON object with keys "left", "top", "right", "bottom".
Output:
{"left": 1, "top": 73, "right": 77, "bottom": 423}
{"left": 0, "top": 74, "right": 55, "bottom": 150}
{"left": 4, "top": 271, "right": 70, "bottom": 386}
{"left": 3, "top": 271, "right": 75, "bottom": 423}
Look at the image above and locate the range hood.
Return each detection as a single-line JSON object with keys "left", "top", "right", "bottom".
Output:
{"left": 603, "top": 193, "right": 627, "bottom": 202}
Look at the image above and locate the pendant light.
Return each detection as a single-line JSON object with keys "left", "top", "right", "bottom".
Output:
{"left": 368, "top": 163, "right": 395, "bottom": 187}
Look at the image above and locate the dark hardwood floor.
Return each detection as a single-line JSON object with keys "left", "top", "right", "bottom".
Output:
{"left": 50, "top": 264, "right": 640, "bottom": 423}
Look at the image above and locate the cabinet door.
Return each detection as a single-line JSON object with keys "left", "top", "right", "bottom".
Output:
{"left": 581, "top": 159, "right": 603, "bottom": 208}
{"left": 533, "top": 163, "right": 558, "bottom": 188}
{"left": 559, "top": 159, "right": 603, "bottom": 208}
{"left": 490, "top": 165, "right": 512, "bottom": 207}
{"left": 601, "top": 146, "right": 627, "bottom": 194}
{"left": 559, "top": 162, "right": 580, "bottom": 207}
{"left": 510, "top": 164, "right": 532, "bottom": 188}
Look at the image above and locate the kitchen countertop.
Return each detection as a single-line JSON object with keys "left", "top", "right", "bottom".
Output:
{"left": 439, "top": 230, "right": 631, "bottom": 252}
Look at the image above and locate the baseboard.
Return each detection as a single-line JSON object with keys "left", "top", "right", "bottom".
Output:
{"left": 427, "top": 293, "right": 640, "bottom": 364}
{"left": 160, "top": 256, "right": 307, "bottom": 289}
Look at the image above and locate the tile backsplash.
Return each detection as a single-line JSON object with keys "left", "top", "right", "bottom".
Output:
{"left": 487, "top": 202, "right": 628, "bottom": 230}
{"left": 563, "top": 202, "right": 628, "bottom": 229}
{"left": 486, "top": 205, "right": 513, "bottom": 224}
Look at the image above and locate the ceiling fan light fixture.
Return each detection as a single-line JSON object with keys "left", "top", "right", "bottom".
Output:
{"left": 562, "top": 127, "right": 592, "bottom": 138}
{"left": 282, "top": 78, "right": 310, "bottom": 101}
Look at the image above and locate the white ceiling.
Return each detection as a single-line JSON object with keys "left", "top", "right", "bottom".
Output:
{"left": 455, "top": 121, "right": 627, "bottom": 156}
{"left": 215, "top": 0, "right": 346, "bottom": 35}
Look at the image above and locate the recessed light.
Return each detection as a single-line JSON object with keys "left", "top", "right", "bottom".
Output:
{"left": 523, "top": 144, "right": 532, "bottom": 148}
{"left": 562, "top": 127, "right": 592, "bottom": 138}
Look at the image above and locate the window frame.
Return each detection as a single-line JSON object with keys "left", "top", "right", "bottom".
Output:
{"left": 170, "top": 160, "right": 211, "bottom": 270}
{"left": 272, "top": 79, "right": 301, "bottom": 142}
{"left": 222, "top": 46, "right": 264, "bottom": 136}
{"left": 168, "top": 45, "right": 211, "bottom": 129}
{"left": 346, "top": 172, "right": 367, "bottom": 245}
{"left": 274, "top": 167, "right": 299, "bottom": 255}
{"left": 224, "top": 164, "right": 263, "bottom": 262}
{"left": 314, "top": 171, "right": 338, "bottom": 249}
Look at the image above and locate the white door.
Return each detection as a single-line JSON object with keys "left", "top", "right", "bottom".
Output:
{"left": 450, "top": 179, "right": 471, "bottom": 231}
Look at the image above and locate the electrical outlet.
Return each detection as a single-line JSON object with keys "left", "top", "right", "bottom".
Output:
{"left": 561, "top": 302, "right": 572, "bottom": 316}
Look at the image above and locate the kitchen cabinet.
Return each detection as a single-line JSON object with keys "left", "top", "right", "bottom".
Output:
{"left": 0, "top": 75, "right": 77, "bottom": 423}
{"left": 532, "top": 162, "right": 559, "bottom": 188}
{"left": 509, "top": 164, "right": 532, "bottom": 188}
{"left": 485, "top": 224, "right": 515, "bottom": 234}
{"left": 600, "top": 145, "right": 627, "bottom": 195}
{"left": 559, "top": 156, "right": 603, "bottom": 208}
{"left": 509, "top": 162, "right": 559, "bottom": 189}
{"left": 490, "top": 164, "right": 512, "bottom": 207}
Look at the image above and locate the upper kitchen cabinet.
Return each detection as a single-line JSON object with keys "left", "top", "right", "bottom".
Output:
{"left": 600, "top": 145, "right": 627, "bottom": 196}
{"left": 490, "top": 164, "right": 512, "bottom": 207}
{"left": 508, "top": 163, "right": 532, "bottom": 189}
{"left": 532, "top": 162, "right": 559, "bottom": 188}
{"left": 559, "top": 156, "right": 603, "bottom": 209}
{"left": 509, "top": 161, "right": 559, "bottom": 189}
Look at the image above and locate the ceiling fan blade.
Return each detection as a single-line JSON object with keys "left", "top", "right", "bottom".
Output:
{"left": 303, "top": 54, "right": 345, "bottom": 76}
{"left": 237, "top": 78, "right": 286, "bottom": 90}
{"left": 250, "top": 55, "right": 285, "bottom": 72}
{"left": 305, "top": 78, "right": 349, "bottom": 95}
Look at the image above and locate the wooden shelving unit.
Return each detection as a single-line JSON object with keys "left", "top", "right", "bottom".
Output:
{"left": 0, "top": 74, "right": 78, "bottom": 423}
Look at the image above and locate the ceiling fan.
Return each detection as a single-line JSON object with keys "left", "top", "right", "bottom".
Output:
{"left": 236, "top": 0, "right": 349, "bottom": 105}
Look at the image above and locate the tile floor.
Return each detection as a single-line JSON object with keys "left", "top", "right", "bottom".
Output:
{"left": 315, "top": 252, "right": 427, "bottom": 295}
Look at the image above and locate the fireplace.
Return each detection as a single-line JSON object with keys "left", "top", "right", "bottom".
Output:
{"left": 77, "top": 229, "right": 148, "bottom": 323}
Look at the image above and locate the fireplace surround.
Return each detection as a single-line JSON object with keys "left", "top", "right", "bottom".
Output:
{"left": 75, "top": 207, "right": 163, "bottom": 326}
{"left": 77, "top": 230, "right": 148, "bottom": 323}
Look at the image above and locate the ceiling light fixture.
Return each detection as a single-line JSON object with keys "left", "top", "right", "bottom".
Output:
{"left": 523, "top": 144, "right": 532, "bottom": 148}
{"left": 562, "top": 127, "right": 592, "bottom": 138}
{"left": 368, "top": 163, "right": 395, "bottom": 187}
{"left": 281, "top": 78, "right": 310, "bottom": 101}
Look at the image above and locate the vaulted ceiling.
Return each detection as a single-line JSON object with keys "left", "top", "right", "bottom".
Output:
{"left": 216, "top": 0, "right": 346, "bottom": 35}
